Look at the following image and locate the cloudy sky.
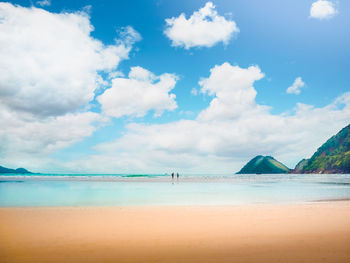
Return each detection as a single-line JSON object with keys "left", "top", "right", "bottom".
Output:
{"left": 0, "top": 0, "right": 349, "bottom": 174}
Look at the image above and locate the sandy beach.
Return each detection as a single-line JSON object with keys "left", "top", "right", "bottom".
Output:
{"left": 1, "top": 202, "right": 350, "bottom": 263}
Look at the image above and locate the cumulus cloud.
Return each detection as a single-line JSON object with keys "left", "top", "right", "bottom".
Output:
{"left": 198, "top": 63, "right": 266, "bottom": 121}
{"left": 70, "top": 63, "right": 350, "bottom": 174}
{"left": 98, "top": 66, "right": 178, "bottom": 118}
{"left": 310, "top": 0, "right": 338, "bottom": 19}
{"left": 286, "top": 77, "right": 305, "bottom": 95}
{"left": 164, "top": 2, "right": 239, "bottom": 49}
{"left": 0, "top": 3, "right": 140, "bottom": 117}
{"left": 0, "top": 3, "right": 139, "bottom": 167}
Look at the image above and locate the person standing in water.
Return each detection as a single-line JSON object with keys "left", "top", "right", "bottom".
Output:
{"left": 176, "top": 173, "right": 179, "bottom": 181}
{"left": 171, "top": 172, "right": 174, "bottom": 180}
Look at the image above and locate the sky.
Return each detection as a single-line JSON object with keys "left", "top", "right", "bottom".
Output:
{"left": 0, "top": 0, "right": 349, "bottom": 174}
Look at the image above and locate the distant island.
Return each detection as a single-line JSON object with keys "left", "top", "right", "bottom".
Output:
{"left": 237, "top": 155, "right": 290, "bottom": 174}
{"left": 238, "top": 123, "right": 350, "bottom": 174}
{"left": 0, "top": 165, "right": 32, "bottom": 174}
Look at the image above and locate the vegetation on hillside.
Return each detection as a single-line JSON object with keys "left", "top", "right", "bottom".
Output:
{"left": 296, "top": 124, "right": 350, "bottom": 173}
{"left": 237, "top": 155, "right": 290, "bottom": 174}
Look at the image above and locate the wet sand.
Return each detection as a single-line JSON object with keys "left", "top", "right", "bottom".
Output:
{"left": 1, "top": 202, "right": 350, "bottom": 263}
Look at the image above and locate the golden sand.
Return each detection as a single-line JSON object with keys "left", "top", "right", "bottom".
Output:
{"left": 1, "top": 202, "right": 350, "bottom": 263}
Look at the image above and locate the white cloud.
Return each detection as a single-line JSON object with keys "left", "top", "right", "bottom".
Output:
{"left": 0, "top": 3, "right": 140, "bottom": 117}
{"left": 0, "top": 3, "right": 139, "bottom": 167}
{"left": 98, "top": 66, "right": 178, "bottom": 118}
{"left": 164, "top": 2, "right": 239, "bottom": 49}
{"left": 0, "top": 106, "right": 102, "bottom": 158}
{"left": 117, "top": 26, "right": 142, "bottom": 46}
{"left": 286, "top": 77, "right": 305, "bottom": 95}
{"left": 36, "top": 0, "right": 51, "bottom": 7}
{"left": 310, "top": 0, "right": 338, "bottom": 19}
{"left": 198, "top": 63, "right": 266, "bottom": 121}
{"left": 64, "top": 63, "right": 350, "bottom": 174}
{"left": 108, "top": 71, "right": 124, "bottom": 79}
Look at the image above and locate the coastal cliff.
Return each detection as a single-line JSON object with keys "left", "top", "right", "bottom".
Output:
{"left": 292, "top": 124, "right": 350, "bottom": 174}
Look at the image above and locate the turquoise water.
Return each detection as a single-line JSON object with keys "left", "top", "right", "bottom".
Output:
{"left": 0, "top": 174, "right": 350, "bottom": 206}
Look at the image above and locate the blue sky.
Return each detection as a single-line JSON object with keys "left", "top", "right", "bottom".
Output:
{"left": 0, "top": 0, "right": 349, "bottom": 173}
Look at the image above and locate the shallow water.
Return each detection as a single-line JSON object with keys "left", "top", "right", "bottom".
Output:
{"left": 0, "top": 174, "right": 349, "bottom": 206}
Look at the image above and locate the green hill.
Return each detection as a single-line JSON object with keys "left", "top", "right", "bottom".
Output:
{"left": 237, "top": 155, "right": 290, "bottom": 174}
{"left": 0, "top": 165, "right": 32, "bottom": 174}
{"left": 293, "top": 159, "right": 309, "bottom": 173}
{"left": 294, "top": 124, "right": 350, "bottom": 174}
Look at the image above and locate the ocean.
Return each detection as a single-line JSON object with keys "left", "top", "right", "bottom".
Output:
{"left": 0, "top": 174, "right": 349, "bottom": 206}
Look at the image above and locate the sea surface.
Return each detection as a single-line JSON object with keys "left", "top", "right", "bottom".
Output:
{"left": 0, "top": 174, "right": 350, "bottom": 206}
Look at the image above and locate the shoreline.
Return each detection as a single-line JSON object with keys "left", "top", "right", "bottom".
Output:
{"left": 0, "top": 197, "right": 350, "bottom": 209}
{"left": 314, "top": 197, "right": 350, "bottom": 202}
{"left": 1, "top": 173, "right": 349, "bottom": 183}
{"left": 1, "top": 202, "right": 350, "bottom": 263}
